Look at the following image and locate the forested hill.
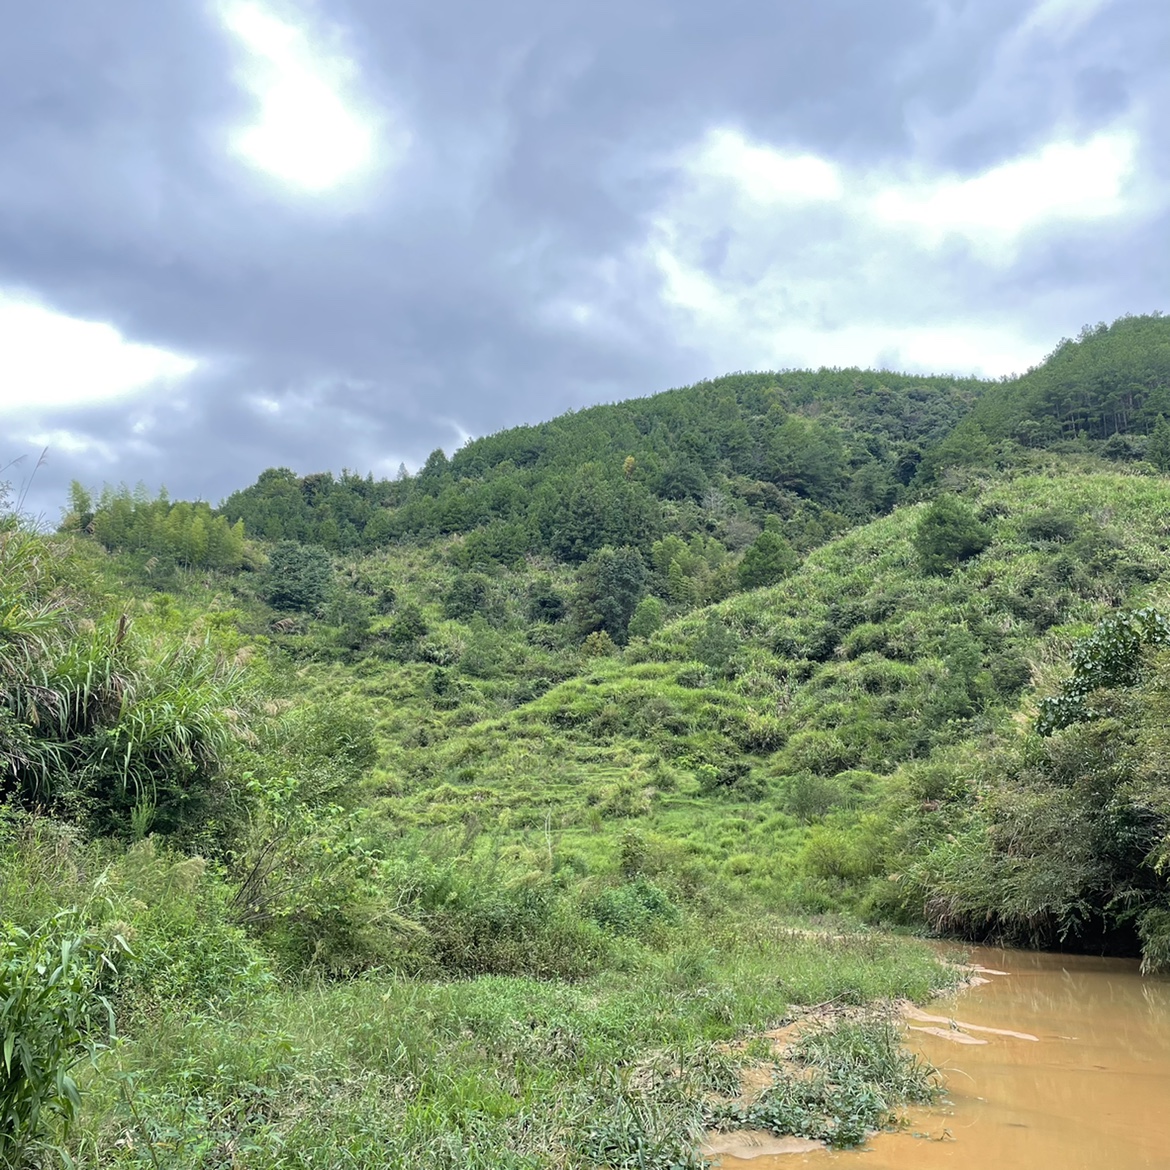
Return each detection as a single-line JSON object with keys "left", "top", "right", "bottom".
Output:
{"left": 12, "top": 311, "right": 1170, "bottom": 1164}
{"left": 925, "top": 313, "right": 1170, "bottom": 473}
{"left": 215, "top": 367, "right": 986, "bottom": 563}
{"left": 211, "top": 313, "right": 1169, "bottom": 566}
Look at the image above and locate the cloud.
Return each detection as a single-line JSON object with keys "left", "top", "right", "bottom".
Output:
{"left": 0, "top": 0, "right": 1165, "bottom": 520}
{"left": 692, "top": 129, "right": 844, "bottom": 204}
{"left": 1022, "top": 0, "right": 1115, "bottom": 39}
{"left": 218, "top": 1, "right": 386, "bottom": 192}
{"left": 0, "top": 292, "right": 198, "bottom": 412}
{"left": 871, "top": 130, "right": 1137, "bottom": 246}
{"left": 639, "top": 121, "right": 1152, "bottom": 378}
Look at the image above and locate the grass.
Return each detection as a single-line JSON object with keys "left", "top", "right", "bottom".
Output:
{"left": 62, "top": 922, "right": 950, "bottom": 1169}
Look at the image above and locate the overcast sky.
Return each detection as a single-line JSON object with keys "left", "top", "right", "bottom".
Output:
{"left": 1, "top": 0, "right": 1167, "bottom": 517}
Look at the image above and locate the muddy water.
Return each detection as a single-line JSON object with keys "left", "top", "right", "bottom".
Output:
{"left": 712, "top": 946, "right": 1170, "bottom": 1169}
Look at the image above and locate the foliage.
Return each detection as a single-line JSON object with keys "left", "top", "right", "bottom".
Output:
{"left": 65, "top": 484, "right": 246, "bottom": 573}
{"left": 218, "top": 365, "right": 991, "bottom": 564}
{"left": 576, "top": 546, "right": 649, "bottom": 644}
{"left": 627, "top": 596, "right": 665, "bottom": 641}
{"left": 263, "top": 541, "right": 334, "bottom": 613}
{"left": 0, "top": 912, "right": 118, "bottom": 1165}
{"left": 0, "top": 524, "right": 252, "bottom": 841}
{"left": 913, "top": 496, "right": 991, "bottom": 575}
{"left": 1037, "top": 607, "right": 1170, "bottom": 735}
{"left": 711, "top": 1015, "right": 939, "bottom": 1149}
{"left": 12, "top": 315, "right": 1170, "bottom": 1163}
{"left": 737, "top": 528, "right": 797, "bottom": 590}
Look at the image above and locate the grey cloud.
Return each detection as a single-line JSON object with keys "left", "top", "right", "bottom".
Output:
{"left": 1, "top": 0, "right": 1167, "bottom": 519}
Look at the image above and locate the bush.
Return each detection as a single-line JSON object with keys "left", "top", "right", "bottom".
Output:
{"left": 913, "top": 496, "right": 991, "bottom": 575}
{"left": 587, "top": 878, "right": 679, "bottom": 938}
{"left": 738, "top": 529, "right": 797, "bottom": 590}
{"left": 263, "top": 542, "right": 334, "bottom": 612}
{"left": 1021, "top": 509, "right": 1077, "bottom": 543}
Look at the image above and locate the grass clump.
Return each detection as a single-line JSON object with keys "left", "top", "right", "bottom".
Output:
{"left": 711, "top": 1015, "right": 940, "bottom": 1150}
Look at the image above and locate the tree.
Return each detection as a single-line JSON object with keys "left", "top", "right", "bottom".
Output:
{"left": 1148, "top": 415, "right": 1170, "bottom": 472}
{"left": 577, "top": 546, "right": 648, "bottom": 644}
{"left": 526, "top": 577, "right": 566, "bottom": 623}
{"left": 913, "top": 496, "right": 991, "bottom": 575}
{"left": 443, "top": 572, "right": 492, "bottom": 621}
{"left": 264, "top": 542, "right": 334, "bottom": 612}
{"left": 737, "top": 529, "right": 797, "bottom": 590}
{"left": 1037, "top": 607, "right": 1170, "bottom": 735}
{"left": 627, "top": 596, "right": 665, "bottom": 640}
{"left": 693, "top": 614, "right": 737, "bottom": 671}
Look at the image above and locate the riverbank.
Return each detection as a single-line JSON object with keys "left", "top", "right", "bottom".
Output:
{"left": 718, "top": 946, "right": 1170, "bottom": 1170}
{"left": 71, "top": 924, "right": 949, "bottom": 1169}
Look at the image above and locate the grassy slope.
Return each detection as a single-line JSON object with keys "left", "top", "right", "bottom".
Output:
{"left": 356, "top": 460, "right": 1170, "bottom": 912}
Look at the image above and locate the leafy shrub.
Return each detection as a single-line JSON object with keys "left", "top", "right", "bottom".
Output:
{"left": 263, "top": 542, "right": 334, "bottom": 612}
{"left": 913, "top": 496, "right": 991, "bottom": 575}
{"left": 1021, "top": 509, "right": 1078, "bottom": 543}
{"left": 0, "top": 913, "right": 118, "bottom": 1165}
{"left": 627, "top": 596, "right": 665, "bottom": 640}
{"left": 587, "top": 878, "right": 680, "bottom": 938}
{"left": 1037, "top": 607, "right": 1170, "bottom": 734}
{"left": 442, "top": 572, "right": 493, "bottom": 621}
{"left": 693, "top": 616, "right": 738, "bottom": 672}
{"left": 738, "top": 529, "right": 797, "bottom": 589}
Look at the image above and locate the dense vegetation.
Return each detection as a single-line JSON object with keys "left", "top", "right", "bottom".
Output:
{"left": 6, "top": 310, "right": 1170, "bottom": 1166}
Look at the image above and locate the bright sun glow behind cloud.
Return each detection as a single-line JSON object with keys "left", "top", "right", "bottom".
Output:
{"left": 0, "top": 294, "right": 198, "bottom": 413}
{"left": 696, "top": 129, "right": 844, "bottom": 203}
{"left": 220, "top": 2, "right": 378, "bottom": 192}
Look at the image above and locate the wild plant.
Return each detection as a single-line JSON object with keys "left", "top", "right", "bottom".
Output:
{"left": 0, "top": 910, "right": 122, "bottom": 1166}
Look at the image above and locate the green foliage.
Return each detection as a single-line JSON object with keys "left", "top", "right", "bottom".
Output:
{"left": 220, "top": 363, "right": 991, "bottom": 566}
{"left": 0, "top": 525, "right": 251, "bottom": 841}
{"left": 1148, "top": 415, "right": 1170, "bottom": 471}
{"left": 577, "top": 546, "right": 649, "bottom": 644}
{"left": 587, "top": 878, "right": 680, "bottom": 937}
{"left": 627, "top": 596, "right": 665, "bottom": 640}
{"left": 963, "top": 314, "right": 1170, "bottom": 451}
{"left": 14, "top": 317, "right": 1170, "bottom": 1165}
{"left": 263, "top": 541, "right": 334, "bottom": 612}
{"left": 443, "top": 571, "right": 494, "bottom": 621}
{"left": 737, "top": 529, "right": 797, "bottom": 589}
{"left": 0, "top": 913, "right": 116, "bottom": 1165}
{"left": 71, "top": 484, "right": 246, "bottom": 572}
{"left": 1037, "top": 608, "right": 1170, "bottom": 735}
{"left": 526, "top": 576, "right": 566, "bottom": 623}
{"left": 692, "top": 615, "right": 738, "bottom": 672}
{"left": 913, "top": 496, "right": 991, "bottom": 575}
{"left": 711, "top": 1016, "right": 939, "bottom": 1149}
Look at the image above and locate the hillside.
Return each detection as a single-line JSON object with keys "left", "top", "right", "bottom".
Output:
{"left": 7, "top": 311, "right": 1170, "bottom": 1166}
{"left": 213, "top": 367, "right": 987, "bottom": 561}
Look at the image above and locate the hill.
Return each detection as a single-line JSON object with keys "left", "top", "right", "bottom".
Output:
{"left": 8, "top": 311, "right": 1170, "bottom": 1165}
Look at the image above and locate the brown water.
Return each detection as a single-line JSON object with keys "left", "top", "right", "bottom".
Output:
{"left": 710, "top": 946, "right": 1170, "bottom": 1169}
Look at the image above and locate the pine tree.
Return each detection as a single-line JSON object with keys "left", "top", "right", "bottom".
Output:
{"left": 1149, "top": 416, "right": 1170, "bottom": 472}
{"left": 737, "top": 530, "right": 797, "bottom": 590}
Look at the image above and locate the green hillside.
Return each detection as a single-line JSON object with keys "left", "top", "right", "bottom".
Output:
{"left": 7, "top": 312, "right": 1170, "bottom": 1166}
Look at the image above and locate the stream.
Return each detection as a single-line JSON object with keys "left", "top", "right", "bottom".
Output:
{"left": 713, "top": 945, "right": 1170, "bottom": 1169}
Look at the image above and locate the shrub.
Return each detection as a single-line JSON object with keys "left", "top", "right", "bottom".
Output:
{"left": 263, "top": 542, "right": 334, "bottom": 612}
{"left": 738, "top": 529, "right": 797, "bottom": 590}
{"left": 1021, "top": 509, "right": 1077, "bottom": 543}
{"left": 587, "top": 878, "right": 679, "bottom": 938}
{"left": 913, "top": 496, "right": 991, "bottom": 575}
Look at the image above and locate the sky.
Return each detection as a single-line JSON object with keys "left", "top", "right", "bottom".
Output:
{"left": 1, "top": 0, "right": 1167, "bottom": 518}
